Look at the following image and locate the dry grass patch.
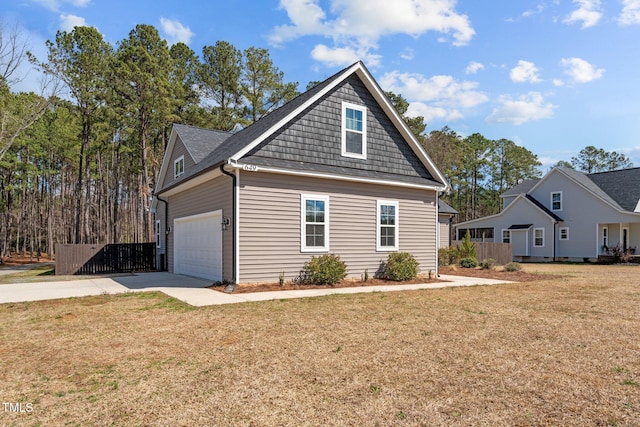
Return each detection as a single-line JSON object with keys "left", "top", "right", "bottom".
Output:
{"left": 1, "top": 264, "right": 640, "bottom": 426}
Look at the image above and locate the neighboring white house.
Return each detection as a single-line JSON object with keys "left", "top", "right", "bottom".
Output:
{"left": 454, "top": 167, "right": 640, "bottom": 262}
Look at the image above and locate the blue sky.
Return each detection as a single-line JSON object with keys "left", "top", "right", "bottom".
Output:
{"left": 4, "top": 0, "right": 640, "bottom": 170}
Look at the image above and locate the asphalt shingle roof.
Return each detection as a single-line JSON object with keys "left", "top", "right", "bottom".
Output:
{"left": 501, "top": 179, "right": 539, "bottom": 196}
{"left": 438, "top": 200, "right": 458, "bottom": 215}
{"left": 587, "top": 167, "right": 640, "bottom": 212}
{"left": 173, "top": 124, "right": 232, "bottom": 163}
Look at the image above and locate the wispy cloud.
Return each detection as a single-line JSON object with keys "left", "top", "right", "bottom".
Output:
{"left": 510, "top": 60, "right": 542, "bottom": 83}
{"left": 160, "top": 17, "right": 194, "bottom": 45}
{"left": 59, "top": 14, "right": 87, "bottom": 32}
{"left": 619, "top": 0, "right": 640, "bottom": 25}
{"left": 560, "top": 57, "right": 605, "bottom": 83}
{"left": 310, "top": 44, "right": 381, "bottom": 67}
{"left": 270, "top": 0, "right": 475, "bottom": 67}
{"left": 465, "top": 61, "right": 484, "bottom": 75}
{"left": 563, "top": 0, "right": 602, "bottom": 28}
{"left": 487, "top": 92, "right": 556, "bottom": 125}
{"left": 32, "top": 0, "right": 90, "bottom": 12}
{"left": 380, "top": 70, "right": 488, "bottom": 122}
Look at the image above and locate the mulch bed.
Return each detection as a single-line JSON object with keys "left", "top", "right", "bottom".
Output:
{"left": 208, "top": 266, "right": 555, "bottom": 294}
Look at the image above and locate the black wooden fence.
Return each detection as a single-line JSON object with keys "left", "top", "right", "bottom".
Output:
{"left": 56, "top": 243, "right": 156, "bottom": 275}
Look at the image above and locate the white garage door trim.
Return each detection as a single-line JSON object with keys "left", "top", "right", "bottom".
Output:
{"left": 174, "top": 210, "right": 222, "bottom": 281}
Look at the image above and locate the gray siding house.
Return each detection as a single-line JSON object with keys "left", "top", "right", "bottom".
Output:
{"left": 454, "top": 167, "right": 640, "bottom": 262}
{"left": 152, "top": 61, "right": 449, "bottom": 284}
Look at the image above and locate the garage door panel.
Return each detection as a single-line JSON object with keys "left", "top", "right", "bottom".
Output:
{"left": 174, "top": 211, "right": 222, "bottom": 281}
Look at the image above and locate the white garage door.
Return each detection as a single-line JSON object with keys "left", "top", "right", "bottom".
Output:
{"left": 174, "top": 211, "right": 222, "bottom": 281}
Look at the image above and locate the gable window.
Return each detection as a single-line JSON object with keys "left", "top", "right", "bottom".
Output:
{"left": 301, "top": 194, "right": 329, "bottom": 252}
{"left": 377, "top": 200, "right": 399, "bottom": 251}
{"left": 551, "top": 191, "right": 562, "bottom": 211}
{"left": 155, "top": 220, "right": 162, "bottom": 248}
{"left": 559, "top": 227, "right": 569, "bottom": 240}
{"left": 502, "top": 229, "right": 511, "bottom": 244}
{"left": 534, "top": 228, "right": 544, "bottom": 247}
{"left": 174, "top": 155, "right": 184, "bottom": 179}
{"left": 341, "top": 102, "right": 367, "bottom": 159}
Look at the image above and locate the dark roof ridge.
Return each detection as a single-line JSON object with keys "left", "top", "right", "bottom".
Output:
{"left": 587, "top": 166, "right": 640, "bottom": 176}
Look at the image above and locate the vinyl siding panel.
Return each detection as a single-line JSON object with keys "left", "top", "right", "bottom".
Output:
{"left": 167, "top": 175, "right": 233, "bottom": 281}
{"left": 239, "top": 172, "right": 437, "bottom": 283}
{"left": 161, "top": 136, "right": 196, "bottom": 189}
{"left": 438, "top": 216, "right": 451, "bottom": 248}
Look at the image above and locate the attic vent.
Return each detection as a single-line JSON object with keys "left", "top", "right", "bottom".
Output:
{"left": 230, "top": 123, "right": 244, "bottom": 134}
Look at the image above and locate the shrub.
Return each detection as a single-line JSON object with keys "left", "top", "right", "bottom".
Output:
{"left": 459, "top": 230, "right": 476, "bottom": 259}
{"left": 300, "top": 254, "right": 347, "bottom": 285}
{"left": 383, "top": 252, "right": 419, "bottom": 281}
{"left": 480, "top": 258, "right": 497, "bottom": 270}
{"left": 459, "top": 257, "right": 478, "bottom": 268}
{"left": 504, "top": 262, "right": 522, "bottom": 272}
{"left": 438, "top": 246, "right": 461, "bottom": 266}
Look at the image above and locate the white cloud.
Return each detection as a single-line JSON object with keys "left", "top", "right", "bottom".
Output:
{"left": 380, "top": 70, "right": 487, "bottom": 122}
{"left": 272, "top": 0, "right": 474, "bottom": 46}
{"left": 560, "top": 57, "right": 604, "bottom": 83}
{"left": 563, "top": 0, "right": 602, "bottom": 28}
{"left": 32, "top": 0, "right": 90, "bottom": 12}
{"left": 487, "top": 92, "right": 556, "bottom": 125}
{"left": 160, "top": 17, "right": 194, "bottom": 45}
{"left": 407, "top": 102, "right": 463, "bottom": 122}
{"left": 510, "top": 60, "right": 542, "bottom": 83}
{"left": 310, "top": 44, "right": 380, "bottom": 67}
{"left": 619, "top": 0, "right": 640, "bottom": 25}
{"left": 465, "top": 61, "right": 484, "bottom": 75}
{"left": 400, "top": 48, "right": 414, "bottom": 61}
{"left": 59, "top": 14, "right": 87, "bottom": 32}
{"left": 271, "top": 0, "right": 475, "bottom": 67}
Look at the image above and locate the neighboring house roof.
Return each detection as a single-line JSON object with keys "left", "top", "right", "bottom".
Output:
{"left": 587, "top": 167, "right": 640, "bottom": 212}
{"left": 525, "top": 194, "right": 563, "bottom": 222}
{"left": 156, "top": 61, "right": 448, "bottom": 195}
{"left": 501, "top": 179, "right": 540, "bottom": 197}
{"left": 173, "top": 124, "right": 232, "bottom": 163}
{"left": 508, "top": 224, "right": 533, "bottom": 230}
{"left": 438, "top": 200, "right": 458, "bottom": 215}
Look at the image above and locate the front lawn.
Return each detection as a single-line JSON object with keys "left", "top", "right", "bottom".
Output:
{"left": 1, "top": 263, "right": 639, "bottom": 426}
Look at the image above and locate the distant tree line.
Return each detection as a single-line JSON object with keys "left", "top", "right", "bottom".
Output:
{"left": 0, "top": 23, "right": 298, "bottom": 260}
{"left": 0, "top": 22, "right": 633, "bottom": 260}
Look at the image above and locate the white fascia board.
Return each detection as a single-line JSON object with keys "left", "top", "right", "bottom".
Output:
{"left": 155, "top": 127, "right": 179, "bottom": 194}
{"left": 157, "top": 168, "right": 223, "bottom": 197}
{"left": 229, "top": 162, "right": 445, "bottom": 192}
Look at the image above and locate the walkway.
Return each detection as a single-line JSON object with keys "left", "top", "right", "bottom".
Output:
{"left": 0, "top": 272, "right": 513, "bottom": 306}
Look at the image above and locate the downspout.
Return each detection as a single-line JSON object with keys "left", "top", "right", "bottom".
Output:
{"left": 553, "top": 221, "right": 557, "bottom": 262}
{"left": 220, "top": 163, "right": 237, "bottom": 290}
{"left": 155, "top": 194, "right": 169, "bottom": 272}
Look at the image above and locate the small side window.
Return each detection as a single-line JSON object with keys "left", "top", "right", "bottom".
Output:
{"left": 174, "top": 155, "right": 185, "bottom": 179}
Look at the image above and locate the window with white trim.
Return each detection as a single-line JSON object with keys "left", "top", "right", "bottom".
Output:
{"left": 377, "top": 200, "right": 399, "bottom": 251}
{"left": 174, "top": 155, "right": 184, "bottom": 179}
{"left": 559, "top": 227, "right": 569, "bottom": 240}
{"left": 534, "top": 228, "right": 544, "bottom": 247}
{"left": 502, "top": 229, "right": 510, "bottom": 244}
{"left": 602, "top": 227, "right": 608, "bottom": 248}
{"left": 551, "top": 191, "right": 562, "bottom": 211}
{"left": 155, "top": 220, "right": 161, "bottom": 248}
{"left": 341, "top": 102, "right": 367, "bottom": 159}
{"left": 301, "top": 195, "right": 329, "bottom": 252}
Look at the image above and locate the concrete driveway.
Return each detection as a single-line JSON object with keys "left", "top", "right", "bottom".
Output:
{"left": 0, "top": 272, "right": 514, "bottom": 307}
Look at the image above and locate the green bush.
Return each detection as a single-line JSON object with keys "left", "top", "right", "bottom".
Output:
{"left": 459, "top": 257, "right": 478, "bottom": 268}
{"left": 300, "top": 254, "right": 348, "bottom": 285}
{"left": 383, "top": 252, "right": 419, "bottom": 281}
{"left": 459, "top": 230, "right": 477, "bottom": 259}
{"left": 480, "top": 258, "right": 497, "bottom": 270}
{"left": 438, "top": 246, "right": 461, "bottom": 266}
{"left": 504, "top": 262, "right": 522, "bottom": 272}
